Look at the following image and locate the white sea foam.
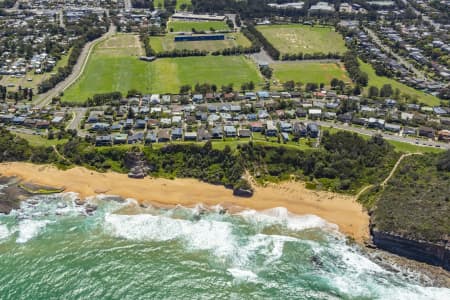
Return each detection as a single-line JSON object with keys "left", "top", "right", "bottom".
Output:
{"left": 330, "top": 273, "right": 450, "bottom": 300}
{"left": 238, "top": 233, "right": 298, "bottom": 265}
{"left": 16, "top": 219, "right": 53, "bottom": 244}
{"left": 104, "top": 213, "right": 236, "bottom": 257}
{"left": 227, "top": 268, "right": 258, "bottom": 283}
{"left": 332, "top": 242, "right": 386, "bottom": 274}
{"left": 0, "top": 224, "right": 11, "bottom": 240}
{"left": 238, "top": 207, "right": 338, "bottom": 232}
{"left": 375, "top": 286, "right": 450, "bottom": 300}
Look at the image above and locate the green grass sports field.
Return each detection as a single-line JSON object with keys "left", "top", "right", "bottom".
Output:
{"left": 272, "top": 62, "right": 350, "bottom": 86}
{"left": 168, "top": 20, "right": 230, "bottom": 32}
{"left": 256, "top": 24, "right": 347, "bottom": 55}
{"left": 62, "top": 35, "right": 262, "bottom": 102}
{"left": 150, "top": 33, "right": 251, "bottom": 53}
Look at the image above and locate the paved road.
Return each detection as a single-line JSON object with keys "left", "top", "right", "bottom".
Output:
{"left": 124, "top": 0, "right": 132, "bottom": 11}
{"left": 66, "top": 107, "right": 87, "bottom": 131}
{"left": 225, "top": 14, "right": 239, "bottom": 31}
{"left": 399, "top": 0, "right": 441, "bottom": 30}
{"left": 250, "top": 48, "right": 275, "bottom": 65}
{"left": 33, "top": 24, "right": 116, "bottom": 107}
{"left": 59, "top": 9, "right": 65, "bottom": 28}
{"left": 364, "top": 27, "right": 426, "bottom": 79}
{"left": 315, "top": 120, "right": 450, "bottom": 150}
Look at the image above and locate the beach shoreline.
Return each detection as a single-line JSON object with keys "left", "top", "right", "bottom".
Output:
{"left": 0, "top": 162, "right": 370, "bottom": 242}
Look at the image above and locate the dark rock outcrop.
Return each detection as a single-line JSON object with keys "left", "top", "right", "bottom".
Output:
{"left": 125, "top": 151, "right": 149, "bottom": 179}
{"left": 233, "top": 188, "right": 253, "bottom": 197}
{"left": 371, "top": 229, "right": 450, "bottom": 271}
{"left": 0, "top": 177, "right": 30, "bottom": 214}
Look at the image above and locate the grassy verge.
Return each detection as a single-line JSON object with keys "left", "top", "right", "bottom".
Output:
{"left": 360, "top": 60, "right": 441, "bottom": 106}
{"left": 14, "top": 132, "right": 68, "bottom": 148}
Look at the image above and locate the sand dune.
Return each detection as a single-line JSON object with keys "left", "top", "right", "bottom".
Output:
{"left": 0, "top": 162, "right": 369, "bottom": 242}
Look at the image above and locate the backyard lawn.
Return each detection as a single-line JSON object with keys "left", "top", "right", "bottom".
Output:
{"left": 256, "top": 24, "right": 347, "bottom": 55}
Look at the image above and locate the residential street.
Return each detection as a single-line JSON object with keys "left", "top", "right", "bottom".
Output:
{"left": 33, "top": 23, "right": 116, "bottom": 107}
{"left": 364, "top": 27, "right": 426, "bottom": 79}
{"left": 315, "top": 120, "right": 450, "bottom": 149}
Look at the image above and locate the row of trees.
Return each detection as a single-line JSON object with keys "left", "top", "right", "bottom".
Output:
{"left": 342, "top": 51, "right": 368, "bottom": 86}
{"left": 85, "top": 92, "right": 122, "bottom": 107}
{"left": 179, "top": 82, "right": 235, "bottom": 94}
{"left": 281, "top": 52, "right": 341, "bottom": 61}
{"left": 246, "top": 24, "right": 280, "bottom": 60}
{"left": 131, "top": 0, "right": 154, "bottom": 9}
{"left": 211, "top": 27, "right": 261, "bottom": 56}
{"left": 156, "top": 49, "right": 208, "bottom": 58}
{"left": 140, "top": 32, "right": 155, "bottom": 57}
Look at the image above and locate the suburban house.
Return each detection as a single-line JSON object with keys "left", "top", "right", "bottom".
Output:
{"left": 266, "top": 121, "right": 278, "bottom": 136}
{"left": 224, "top": 125, "right": 237, "bottom": 137}
{"left": 418, "top": 126, "right": 435, "bottom": 138}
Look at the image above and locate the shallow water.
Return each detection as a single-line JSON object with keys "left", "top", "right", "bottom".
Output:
{"left": 0, "top": 189, "right": 448, "bottom": 299}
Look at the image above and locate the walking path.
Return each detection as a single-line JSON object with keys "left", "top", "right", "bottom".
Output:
{"left": 356, "top": 152, "right": 422, "bottom": 199}
{"left": 381, "top": 152, "right": 422, "bottom": 187}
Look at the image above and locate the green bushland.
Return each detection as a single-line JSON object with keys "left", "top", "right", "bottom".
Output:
{"left": 168, "top": 20, "right": 230, "bottom": 32}
{"left": 54, "top": 131, "right": 399, "bottom": 194}
{"left": 272, "top": 62, "right": 350, "bottom": 86}
{"left": 256, "top": 24, "right": 347, "bottom": 55}
{"left": 240, "top": 131, "right": 400, "bottom": 193}
{"left": 363, "top": 152, "right": 450, "bottom": 243}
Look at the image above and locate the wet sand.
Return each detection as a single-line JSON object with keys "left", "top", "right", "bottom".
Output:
{"left": 0, "top": 162, "right": 369, "bottom": 242}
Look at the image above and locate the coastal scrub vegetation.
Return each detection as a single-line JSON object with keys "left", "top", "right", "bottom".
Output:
{"left": 0, "top": 128, "right": 401, "bottom": 194}
{"left": 369, "top": 152, "right": 450, "bottom": 243}
{"left": 2, "top": 127, "right": 449, "bottom": 243}
{"left": 239, "top": 131, "right": 400, "bottom": 193}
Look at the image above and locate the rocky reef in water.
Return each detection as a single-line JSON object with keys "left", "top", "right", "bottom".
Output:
{"left": 0, "top": 177, "right": 64, "bottom": 214}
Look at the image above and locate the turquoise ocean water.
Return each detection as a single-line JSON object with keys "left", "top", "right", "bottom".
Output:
{"left": 0, "top": 187, "right": 449, "bottom": 299}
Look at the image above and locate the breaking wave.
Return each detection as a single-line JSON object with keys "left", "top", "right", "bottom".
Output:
{"left": 16, "top": 219, "right": 53, "bottom": 244}
{"left": 0, "top": 193, "right": 448, "bottom": 299}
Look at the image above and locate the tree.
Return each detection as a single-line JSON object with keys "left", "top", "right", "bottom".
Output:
{"left": 127, "top": 107, "right": 135, "bottom": 119}
{"left": 180, "top": 84, "right": 192, "bottom": 94}
{"left": 283, "top": 80, "right": 295, "bottom": 91}
{"left": 330, "top": 78, "right": 339, "bottom": 88}
{"left": 380, "top": 84, "right": 393, "bottom": 98}
{"left": 368, "top": 86, "right": 379, "bottom": 98}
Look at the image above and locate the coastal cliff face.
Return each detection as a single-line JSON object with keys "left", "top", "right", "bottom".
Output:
{"left": 371, "top": 229, "right": 450, "bottom": 271}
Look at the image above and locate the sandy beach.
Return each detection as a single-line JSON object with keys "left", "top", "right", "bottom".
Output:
{"left": 0, "top": 162, "right": 369, "bottom": 242}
